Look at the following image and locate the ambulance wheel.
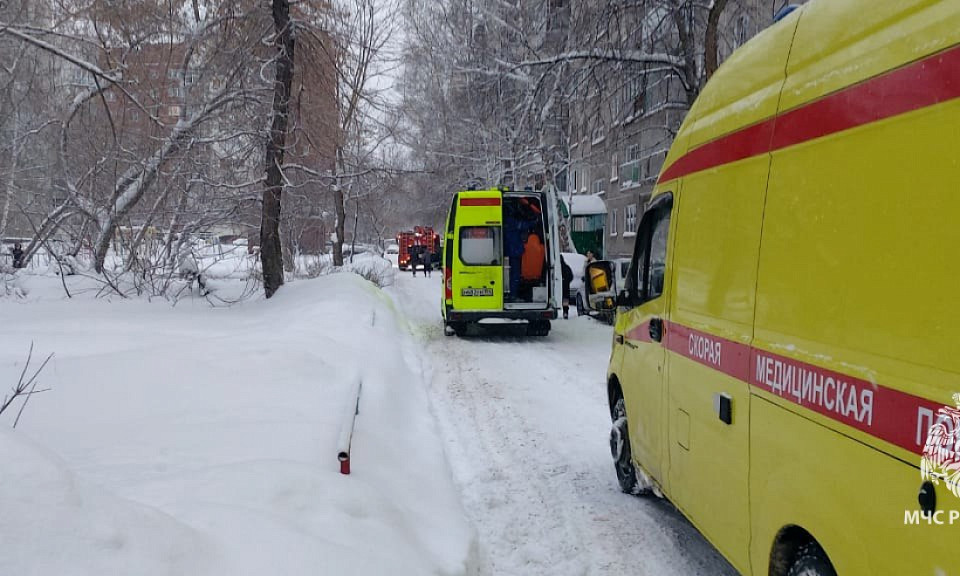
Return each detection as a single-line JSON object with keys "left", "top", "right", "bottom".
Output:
{"left": 786, "top": 542, "right": 835, "bottom": 576}
{"left": 527, "top": 320, "right": 550, "bottom": 337}
{"left": 609, "top": 389, "right": 642, "bottom": 495}
{"left": 446, "top": 322, "right": 467, "bottom": 337}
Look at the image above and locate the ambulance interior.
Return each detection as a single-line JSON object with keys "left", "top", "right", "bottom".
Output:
{"left": 502, "top": 195, "right": 549, "bottom": 308}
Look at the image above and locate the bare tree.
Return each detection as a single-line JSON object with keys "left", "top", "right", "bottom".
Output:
{"left": 328, "top": 0, "right": 399, "bottom": 266}
{"left": 260, "top": 0, "right": 297, "bottom": 298}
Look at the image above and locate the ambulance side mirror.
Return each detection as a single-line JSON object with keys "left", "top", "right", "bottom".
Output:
{"left": 585, "top": 261, "right": 617, "bottom": 311}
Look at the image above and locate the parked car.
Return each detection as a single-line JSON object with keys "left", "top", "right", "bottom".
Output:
{"left": 384, "top": 243, "right": 400, "bottom": 267}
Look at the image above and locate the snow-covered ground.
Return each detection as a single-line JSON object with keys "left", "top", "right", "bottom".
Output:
{"left": 2, "top": 262, "right": 735, "bottom": 576}
{"left": 389, "top": 273, "right": 737, "bottom": 575}
{"left": 1, "top": 270, "right": 474, "bottom": 575}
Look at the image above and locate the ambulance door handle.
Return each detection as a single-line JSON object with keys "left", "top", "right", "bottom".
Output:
{"left": 489, "top": 281, "right": 495, "bottom": 285}
{"left": 649, "top": 318, "right": 663, "bottom": 343}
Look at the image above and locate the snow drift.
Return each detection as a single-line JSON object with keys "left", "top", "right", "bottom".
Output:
{"left": 0, "top": 272, "right": 475, "bottom": 575}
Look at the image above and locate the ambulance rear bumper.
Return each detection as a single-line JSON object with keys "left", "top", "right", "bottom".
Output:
{"left": 444, "top": 308, "right": 557, "bottom": 323}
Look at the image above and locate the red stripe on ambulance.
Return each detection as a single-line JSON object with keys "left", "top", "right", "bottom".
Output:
{"left": 664, "top": 322, "right": 751, "bottom": 381}
{"left": 660, "top": 43, "right": 960, "bottom": 182}
{"left": 459, "top": 198, "right": 501, "bottom": 207}
{"left": 625, "top": 321, "right": 652, "bottom": 343}
{"left": 658, "top": 321, "right": 944, "bottom": 456}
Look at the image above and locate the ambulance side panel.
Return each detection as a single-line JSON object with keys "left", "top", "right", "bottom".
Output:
{"left": 442, "top": 195, "right": 457, "bottom": 318}
{"left": 751, "top": 1, "right": 960, "bottom": 573}
{"left": 660, "top": 15, "right": 797, "bottom": 574}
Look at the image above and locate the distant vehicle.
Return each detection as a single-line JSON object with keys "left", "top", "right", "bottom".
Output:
{"left": 587, "top": 3, "right": 960, "bottom": 575}
{"left": 396, "top": 227, "right": 440, "bottom": 270}
{"left": 574, "top": 256, "right": 628, "bottom": 322}
{"left": 441, "top": 188, "right": 562, "bottom": 337}
{"left": 384, "top": 243, "right": 400, "bottom": 267}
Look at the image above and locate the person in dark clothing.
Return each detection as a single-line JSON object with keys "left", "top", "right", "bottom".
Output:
{"left": 561, "top": 255, "right": 573, "bottom": 319}
{"left": 411, "top": 247, "right": 421, "bottom": 277}
{"left": 11, "top": 243, "right": 24, "bottom": 269}
{"left": 423, "top": 249, "right": 432, "bottom": 277}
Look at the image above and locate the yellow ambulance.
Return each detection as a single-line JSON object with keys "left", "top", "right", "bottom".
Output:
{"left": 441, "top": 188, "right": 563, "bottom": 336}
{"left": 590, "top": 1, "right": 960, "bottom": 574}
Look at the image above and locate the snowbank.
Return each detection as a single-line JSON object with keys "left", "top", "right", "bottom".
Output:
{"left": 0, "top": 273, "right": 475, "bottom": 575}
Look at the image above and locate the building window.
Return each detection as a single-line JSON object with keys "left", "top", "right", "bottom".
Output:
{"left": 592, "top": 125, "right": 604, "bottom": 143}
{"left": 643, "top": 71, "right": 667, "bottom": 113}
{"left": 546, "top": 1, "right": 565, "bottom": 31}
{"left": 610, "top": 153, "right": 618, "bottom": 181}
{"left": 610, "top": 92, "right": 621, "bottom": 121}
{"left": 625, "top": 204, "right": 637, "bottom": 234}
{"left": 167, "top": 105, "right": 181, "bottom": 117}
{"left": 592, "top": 179, "right": 604, "bottom": 195}
{"left": 610, "top": 208, "right": 618, "bottom": 236}
{"left": 735, "top": 14, "right": 751, "bottom": 48}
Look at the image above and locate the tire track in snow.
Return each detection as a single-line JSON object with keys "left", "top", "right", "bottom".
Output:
{"left": 389, "top": 275, "right": 736, "bottom": 576}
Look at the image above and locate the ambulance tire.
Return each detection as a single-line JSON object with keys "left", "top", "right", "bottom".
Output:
{"left": 446, "top": 322, "right": 467, "bottom": 337}
{"left": 786, "top": 542, "right": 836, "bottom": 576}
{"left": 610, "top": 389, "right": 641, "bottom": 495}
{"left": 527, "top": 320, "right": 550, "bottom": 337}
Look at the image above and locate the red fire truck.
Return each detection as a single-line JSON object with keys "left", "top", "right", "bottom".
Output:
{"left": 397, "top": 227, "right": 441, "bottom": 270}
{"left": 396, "top": 231, "right": 416, "bottom": 270}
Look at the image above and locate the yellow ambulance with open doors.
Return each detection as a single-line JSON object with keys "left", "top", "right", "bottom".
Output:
{"left": 441, "top": 188, "right": 563, "bottom": 337}
{"left": 588, "top": 1, "right": 960, "bottom": 574}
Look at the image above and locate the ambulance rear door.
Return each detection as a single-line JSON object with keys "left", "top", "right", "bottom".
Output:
{"left": 544, "top": 186, "right": 563, "bottom": 312}
{"left": 452, "top": 191, "right": 504, "bottom": 311}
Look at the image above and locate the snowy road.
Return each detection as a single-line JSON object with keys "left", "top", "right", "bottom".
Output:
{"left": 389, "top": 274, "right": 737, "bottom": 576}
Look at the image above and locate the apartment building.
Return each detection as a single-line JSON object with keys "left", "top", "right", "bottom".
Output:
{"left": 565, "top": 1, "right": 802, "bottom": 257}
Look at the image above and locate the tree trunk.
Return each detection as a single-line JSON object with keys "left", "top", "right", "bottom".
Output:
{"left": 260, "top": 0, "right": 296, "bottom": 298}
{"left": 349, "top": 196, "right": 359, "bottom": 264}
{"left": 332, "top": 184, "right": 345, "bottom": 266}
{"left": 672, "top": 5, "right": 701, "bottom": 107}
{"left": 0, "top": 118, "right": 19, "bottom": 242}
{"left": 704, "top": 0, "right": 730, "bottom": 83}
{"left": 332, "top": 146, "right": 346, "bottom": 267}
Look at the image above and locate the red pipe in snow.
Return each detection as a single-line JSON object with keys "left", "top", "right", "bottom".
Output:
{"left": 337, "top": 377, "right": 363, "bottom": 475}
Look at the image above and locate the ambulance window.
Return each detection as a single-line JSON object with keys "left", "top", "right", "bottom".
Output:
{"left": 647, "top": 213, "right": 670, "bottom": 299}
{"left": 459, "top": 226, "right": 502, "bottom": 266}
{"left": 631, "top": 195, "right": 672, "bottom": 304}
